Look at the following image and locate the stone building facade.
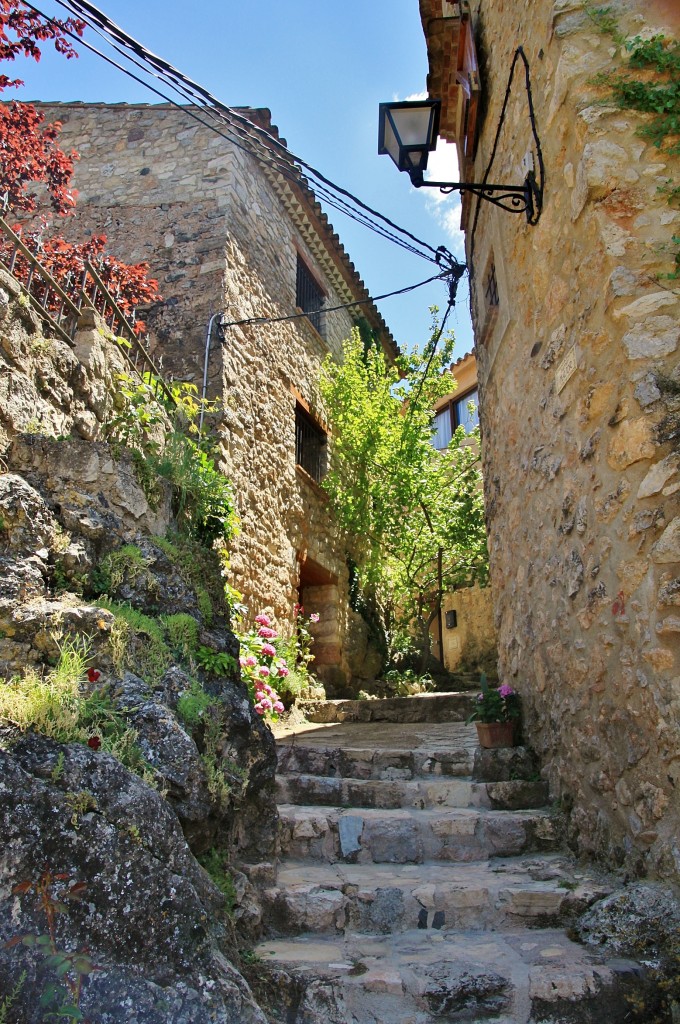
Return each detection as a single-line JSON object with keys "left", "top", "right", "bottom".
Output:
{"left": 40, "top": 102, "right": 396, "bottom": 692}
{"left": 419, "top": 0, "right": 680, "bottom": 881}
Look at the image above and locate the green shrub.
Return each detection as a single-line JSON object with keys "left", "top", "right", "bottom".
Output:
{"left": 162, "top": 613, "right": 200, "bottom": 657}
{"left": 198, "top": 847, "right": 236, "bottom": 913}
{"left": 98, "top": 600, "right": 171, "bottom": 682}
{"left": 0, "top": 635, "right": 148, "bottom": 779}
{"left": 195, "top": 645, "right": 236, "bottom": 677}
{"left": 176, "top": 678, "right": 212, "bottom": 727}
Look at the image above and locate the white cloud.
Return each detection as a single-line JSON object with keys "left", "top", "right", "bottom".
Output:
{"left": 420, "top": 139, "right": 465, "bottom": 253}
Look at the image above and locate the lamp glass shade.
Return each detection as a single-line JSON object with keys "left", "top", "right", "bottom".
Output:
{"left": 378, "top": 100, "right": 441, "bottom": 175}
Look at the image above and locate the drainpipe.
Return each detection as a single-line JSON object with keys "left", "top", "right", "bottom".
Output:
{"left": 437, "top": 546, "right": 445, "bottom": 668}
{"left": 199, "top": 311, "right": 228, "bottom": 434}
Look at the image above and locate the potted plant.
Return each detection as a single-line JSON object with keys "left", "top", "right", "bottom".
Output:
{"left": 467, "top": 677, "right": 521, "bottom": 748}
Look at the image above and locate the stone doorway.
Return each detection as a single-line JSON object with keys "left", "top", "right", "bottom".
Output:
{"left": 297, "top": 556, "right": 342, "bottom": 688}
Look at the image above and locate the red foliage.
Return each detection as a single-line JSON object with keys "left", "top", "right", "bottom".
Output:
{"left": 0, "top": 101, "right": 78, "bottom": 214}
{"left": 0, "top": 0, "right": 84, "bottom": 91}
{"left": 0, "top": 2, "right": 83, "bottom": 216}
{"left": 39, "top": 235, "right": 161, "bottom": 330}
{"left": 0, "top": 3, "right": 161, "bottom": 322}
{"left": 1, "top": 229, "right": 161, "bottom": 333}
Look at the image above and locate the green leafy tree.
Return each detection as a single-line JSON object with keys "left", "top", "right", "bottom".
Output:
{"left": 319, "top": 316, "right": 488, "bottom": 668}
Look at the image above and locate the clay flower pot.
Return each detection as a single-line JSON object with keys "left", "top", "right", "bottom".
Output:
{"left": 475, "top": 721, "right": 516, "bottom": 749}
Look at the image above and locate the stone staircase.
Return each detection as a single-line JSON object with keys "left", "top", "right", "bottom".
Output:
{"left": 254, "top": 695, "right": 652, "bottom": 1024}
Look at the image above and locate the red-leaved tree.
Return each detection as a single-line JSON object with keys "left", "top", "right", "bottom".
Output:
{"left": 0, "top": 1, "right": 160, "bottom": 324}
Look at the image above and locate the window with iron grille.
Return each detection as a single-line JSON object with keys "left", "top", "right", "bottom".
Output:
{"left": 295, "top": 403, "right": 327, "bottom": 483}
{"left": 296, "top": 254, "right": 326, "bottom": 337}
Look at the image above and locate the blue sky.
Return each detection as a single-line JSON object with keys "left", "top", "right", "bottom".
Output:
{"left": 14, "top": 0, "right": 473, "bottom": 356}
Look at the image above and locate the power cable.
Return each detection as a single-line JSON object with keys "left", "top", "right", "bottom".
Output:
{"left": 35, "top": 0, "right": 449, "bottom": 266}
{"left": 218, "top": 270, "right": 450, "bottom": 332}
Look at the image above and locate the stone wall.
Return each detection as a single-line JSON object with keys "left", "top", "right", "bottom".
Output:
{"left": 441, "top": 584, "right": 497, "bottom": 675}
{"left": 425, "top": 0, "right": 680, "bottom": 880}
{"left": 41, "top": 102, "right": 390, "bottom": 691}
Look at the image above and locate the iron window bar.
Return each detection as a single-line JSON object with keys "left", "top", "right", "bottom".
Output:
{"left": 296, "top": 256, "right": 325, "bottom": 337}
{"left": 295, "top": 404, "right": 326, "bottom": 483}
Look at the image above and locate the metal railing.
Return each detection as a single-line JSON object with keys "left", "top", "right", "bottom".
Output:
{"left": 0, "top": 217, "right": 175, "bottom": 407}
{"left": 0, "top": 218, "right": 82, "bottom": 345}
{"left": 81, "top": 259, "right": 174, "bottom": 406}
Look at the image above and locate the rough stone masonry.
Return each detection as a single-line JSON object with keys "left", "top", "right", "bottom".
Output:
{"left": 423, "top": 0, "right": 680, "bottom": 882}
{"left": 40, "top": 101, "right": 394, "bottom": 693}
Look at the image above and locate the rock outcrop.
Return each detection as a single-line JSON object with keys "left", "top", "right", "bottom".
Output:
{"left": 0, "top": 289, "right": 277, "bottom": 1020}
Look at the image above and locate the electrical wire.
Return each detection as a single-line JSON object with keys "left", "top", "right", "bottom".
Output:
{"left": 28, "top": 0, "right": 451, "bottom": 267}
{"left": 218, "top": 270, "right": 450, "bottom": 332}
{"left": 59, "top": 0, "right": 444, "bottom": 261}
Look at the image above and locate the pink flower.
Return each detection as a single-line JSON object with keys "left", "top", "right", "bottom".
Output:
{"left": 255, "top": 614, "right": 271, "bottom": 627}
{"left": 499, "top": 684, "right": 515, "bottom": 698}
{"left": 254, "top": 705, "right": 265, "bottom": 716}
{"left": 261, "top": 643, "right": 276, "bottom": 657}
{"left": 263, "top": 684, "right": 273, "bottom": 696}
{"left": 239, "top": 656, "right": 247, "bottom": 667}
{"left": 244, "top": 655, "right": 257, "bottom": 667}
{"left": 257, "top": 697, "right": 272, "bottom": 711}
{"left": 258, "top": 626, "right": 277, "bottom": 639}
{"left": 309, "top": 613, "right": 320, "bottom": 623}
{"left": 277, "top": 664, "right": 289, "bottom": 677}
{"left": 258, "top": 665, "right": 270, "bottom": 677}
{"left": 273, "top": 701, "right": 284, "bottom": 713}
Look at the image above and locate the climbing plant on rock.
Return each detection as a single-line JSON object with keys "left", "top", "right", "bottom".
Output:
{"left": 320, "top": 318, "right": 489, "bottom": 666}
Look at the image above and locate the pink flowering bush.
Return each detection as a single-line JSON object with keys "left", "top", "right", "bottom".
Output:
{"left": 236, "top": 607, "right": 321, "bottom": 719}
{"left": 237, "top": 612, "right": 287, "bottom": 720}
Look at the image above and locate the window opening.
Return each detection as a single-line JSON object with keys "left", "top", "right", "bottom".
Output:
{"left": 454, "top": 387, "right": 479, "bottom": 434}
{"left": 296, "top": 254, "right": 325, "bottom": 337}
{"left": 432, "top": 405, "right": 454, "bottom": 450}
{"left": 484, "top": 262, "right": 499, "bottom": 309}
{"left": 295, "top": 403, "right": 327, "bottom": 482}
{"left": 431, "top": 387, "right": 479, "bottom": 449}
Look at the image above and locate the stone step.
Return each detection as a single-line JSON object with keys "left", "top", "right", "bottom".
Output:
{"left": 278, "top": 804, "right": 561, "bottom": 864}
{"left": 276, "top": 721, "right": 478, "bottom": 780}
{"left": 254, "top": 927, "right": 656, "bottom": 1024}
{"left": 296, "top": 691, "right": 477, "bottom": 724}
{"left": 276, "top": 773, "right": 550, "bottom": 811}
{"left": 262, "top": 856, "right": 612, "bottom": 937}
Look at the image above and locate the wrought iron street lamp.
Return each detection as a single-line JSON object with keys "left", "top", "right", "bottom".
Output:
{"left": 378, "top": 98, "right": 542, "bottom": 223}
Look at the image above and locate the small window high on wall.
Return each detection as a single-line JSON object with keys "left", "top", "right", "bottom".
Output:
{"left": 296, "top": 254, "right": 326, "bottom": 338}
{"left": 295, "top": 403, "right": 327, "bottom": 483}
{"left": 432, "top": 388, "right": 479, "bottom": 450}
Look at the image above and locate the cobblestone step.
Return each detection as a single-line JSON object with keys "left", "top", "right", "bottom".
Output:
{"left": 262, "top": 856, "right": 612, "bottom": 937}
{"left": 296, "top": 691, "right": 477, "bottom": 724}
{"left": 254, "top": 927, "right": 656, "bottom": 1024}
{"left": 276, "top": 721, "right": 479, "bottom": 780}
{"left": 276, "top": 772, "right": 549, "bottom": 811}
{"left": 278, "top": 804, "right": 561, "bottom": 864}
